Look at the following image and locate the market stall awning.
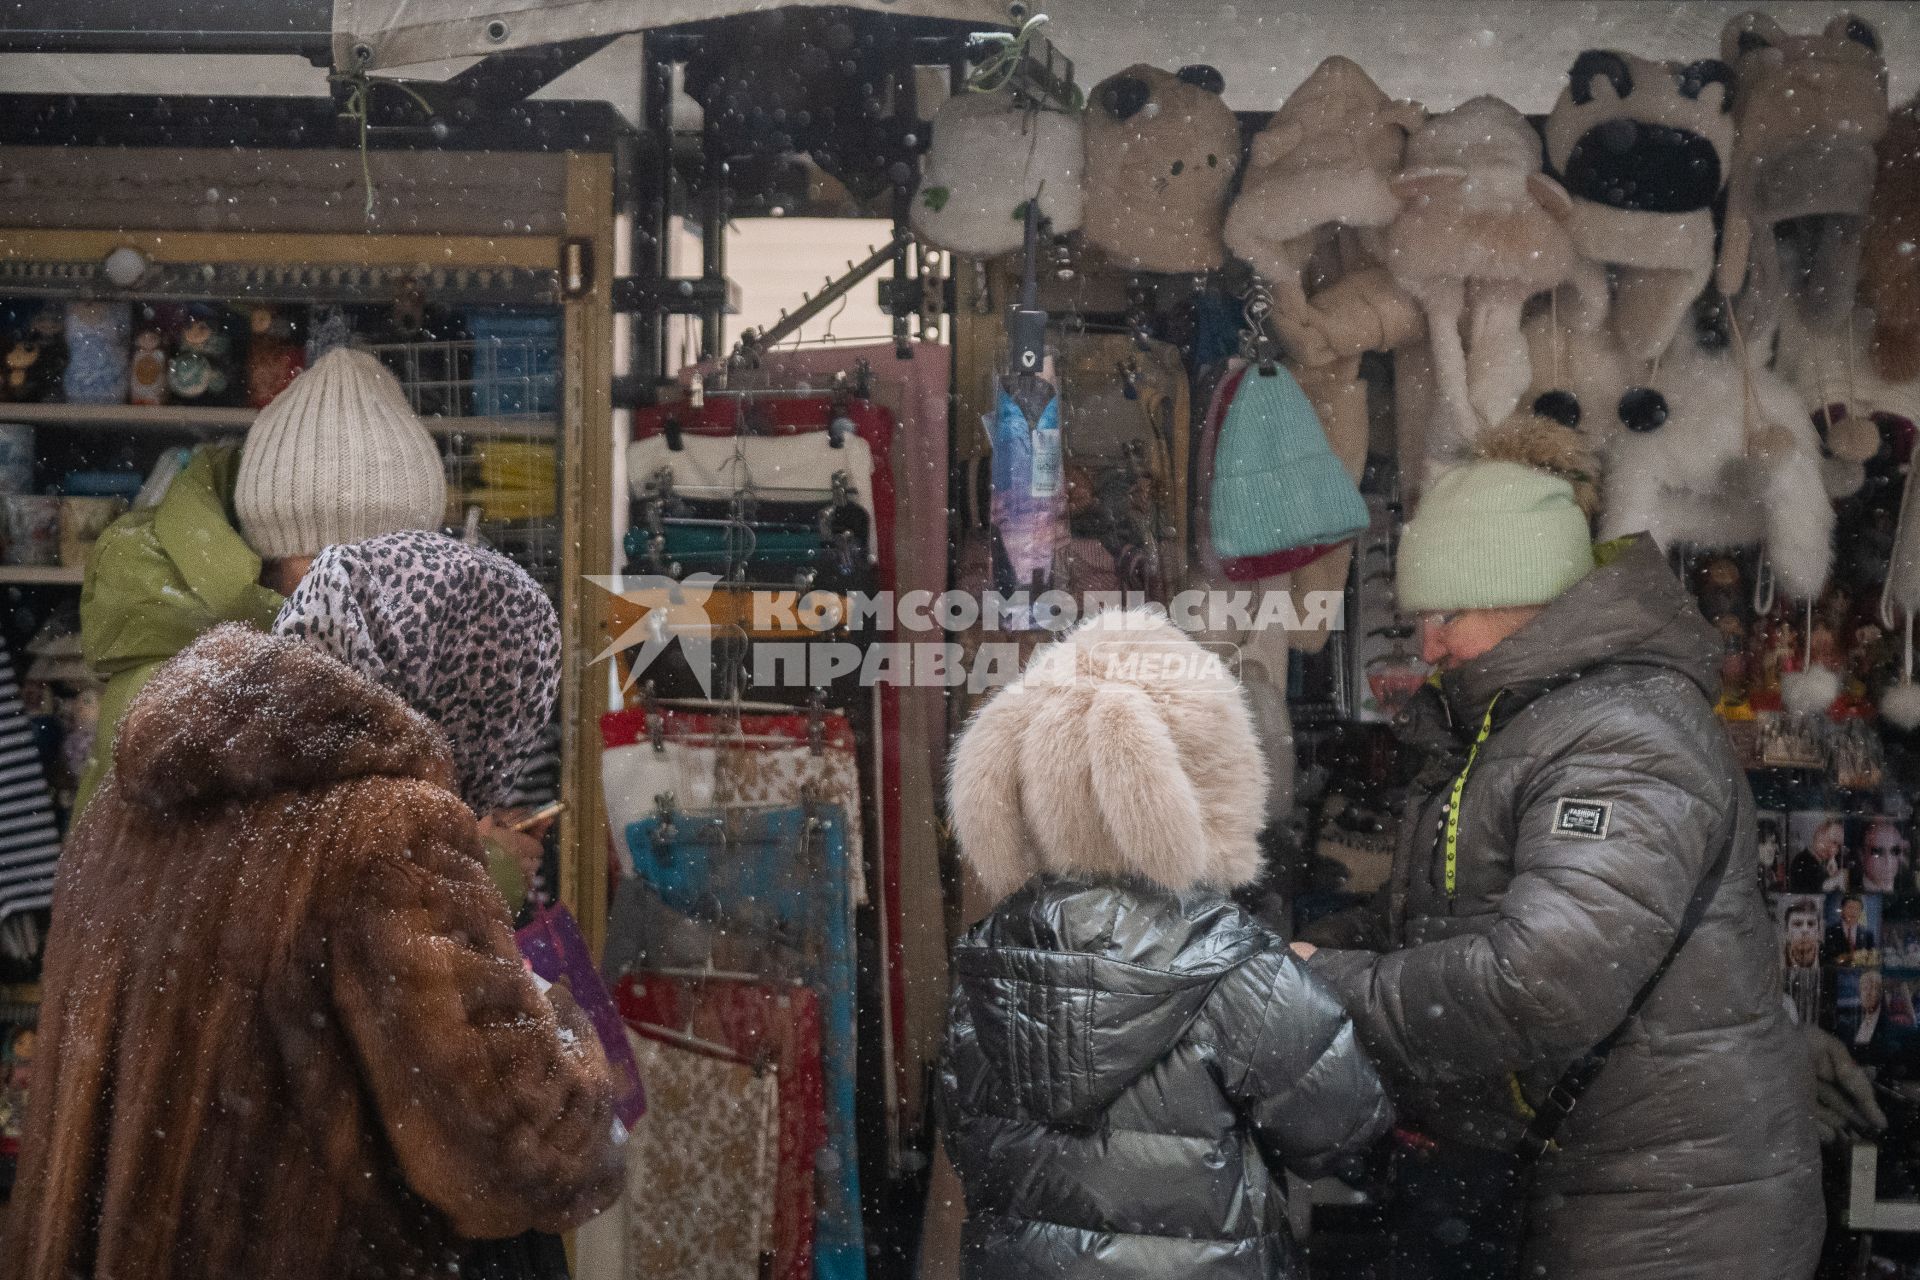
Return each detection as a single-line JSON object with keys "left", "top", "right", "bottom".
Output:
{"left": 332, "top": 0, "right": 1016, "bottom": 70}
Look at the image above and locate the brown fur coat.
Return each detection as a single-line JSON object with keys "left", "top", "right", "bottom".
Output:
{"left": 3, "top": 625, "right": 621, "bottom": 1280}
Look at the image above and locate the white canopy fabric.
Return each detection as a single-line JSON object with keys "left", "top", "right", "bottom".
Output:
{"left": 332, "top": 0, "right": 1016, "bottom": 70}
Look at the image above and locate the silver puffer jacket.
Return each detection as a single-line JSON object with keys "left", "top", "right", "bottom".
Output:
{"left": 1306, "top": 534, "right": 1823, "bottom": 1279}
{"left": 940, "top": 878, "right": 1393, "bottom": 1280}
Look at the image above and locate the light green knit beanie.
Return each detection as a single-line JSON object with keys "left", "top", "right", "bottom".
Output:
{"left": 1397, "top": 461, "right": 1595, "bottom": 613}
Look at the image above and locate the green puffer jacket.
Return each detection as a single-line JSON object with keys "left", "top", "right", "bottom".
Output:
{"left": 1305, "top": 535, "right": 1822, "bottom": 1279}
{"left": 75, "top": 446, "right": 282, "bottom": 813}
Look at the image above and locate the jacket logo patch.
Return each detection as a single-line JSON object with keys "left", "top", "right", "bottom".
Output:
{"left": 1553, "top": 798, "right": 1611, "bottom": 840}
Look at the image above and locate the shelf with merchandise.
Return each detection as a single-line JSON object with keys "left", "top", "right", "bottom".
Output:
{"left": 0, "top": 403, "right": 555, "bottom": 440}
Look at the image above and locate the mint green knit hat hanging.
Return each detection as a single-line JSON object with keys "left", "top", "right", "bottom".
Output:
{"left": 1208, "top": 367, "right": 1369, "bottom": 560}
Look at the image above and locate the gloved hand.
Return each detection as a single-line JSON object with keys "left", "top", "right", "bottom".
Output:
{"left": 1806, "top": 1024, "right": 1889, "bottom": 1144}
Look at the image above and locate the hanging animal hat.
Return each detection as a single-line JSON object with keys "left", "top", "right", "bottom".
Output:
{"left": 1775, "top": 304, "right": 1914, "bottom": 493}
{"left": 1081, "top": 64, "right": 1241, "bottom": 273}
{"left": 1385, "top": 96, "right": 1579, "bottom": 445}
{"left": 1716, "top": 11, "right": 1890, "bottom": 341}
{"left": 1600, "top": 299, "right": 1833, "bottom": 608}
{"left": 1224, "top": 57, "right": 1425, "bottom": 310}
{"left": 1544, "top": 50, "right": 1735, "bottom": 363}
{"left": 1860, "top": 97, "right": 1920, "bottom": 383}
{"left": 912, "top": 84, "right": 1084, "bottom": 257}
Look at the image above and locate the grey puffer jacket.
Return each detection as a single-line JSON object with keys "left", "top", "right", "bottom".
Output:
{"left": 1305, "top": 535, "right": 1822, "bottom": 1279}
{"left": 940, "top": 878, "right": 1393, "bottom": 1280}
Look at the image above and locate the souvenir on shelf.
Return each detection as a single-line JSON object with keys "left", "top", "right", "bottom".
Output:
{"left": 61, "top": 302, "right": 131, "bottom": 406}
{"left": 127, "top": 326, "right": 168, "bottom": 406}
{"left": 245, "top": 306, "right": 304, "bottom": 409}
{"left": 165, "top": 309, "right": 233, "bottom": 403}
{"left": 3, "top": 307, "right": 66, "bottom": 404}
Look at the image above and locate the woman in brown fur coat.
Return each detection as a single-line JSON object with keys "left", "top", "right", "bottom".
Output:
{"left": 4, "top": 533, "right": 621, "bottom": 1279}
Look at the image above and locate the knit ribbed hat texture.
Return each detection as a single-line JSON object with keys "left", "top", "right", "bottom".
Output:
{"left": 235, "top": 348, "right": 447, "bottom": 559}
{"left": 1208, "top": 366, "right": 1369, "bottom": 561}
{"left": 1397, "top": 461, "right": 1595, "bottom": 612}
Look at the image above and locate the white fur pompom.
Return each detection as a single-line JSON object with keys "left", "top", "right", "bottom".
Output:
{"left": 1883, "top": 681, "right": 1920, "bottom": 731}
{"left": 1781, "top": 665, "right": 1843, "bottom": 718}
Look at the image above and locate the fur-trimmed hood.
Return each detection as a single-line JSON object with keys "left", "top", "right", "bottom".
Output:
{"left": 111, "top": 622, "right": 454, "bottom": 813}
{"left": 948, "top": 607, "right": 1268, "bottom": 903}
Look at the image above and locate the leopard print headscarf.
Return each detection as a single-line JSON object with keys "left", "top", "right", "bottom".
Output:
{"left": 273, "top": 530, "right": 560, "bottom": 814}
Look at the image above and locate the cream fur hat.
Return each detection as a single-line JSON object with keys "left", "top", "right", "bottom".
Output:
{"left": 235, "top": 348, "right": 448, "bottom": 560}
{"left": 1716, "top": 11, "right": 1889, "bottom": 335}
{"left": 911, "top": 85, "right": 1083, "bottom": 256}
{"left": 1225, "top": 56, "right": 1424, "bottom": 284}
{"left": 949, "top": 606, "right": 1268, "bottom": 902}
{"left": 1081, "top": 64, "right": 1241, "bottom": 273}
{"left": 1386, "top": 97, "right": 1578, "bottom": 437}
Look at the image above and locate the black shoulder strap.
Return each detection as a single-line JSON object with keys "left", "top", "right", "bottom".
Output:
{"left": 1515, "top": 819, "right": 1736, "bottom": 1163}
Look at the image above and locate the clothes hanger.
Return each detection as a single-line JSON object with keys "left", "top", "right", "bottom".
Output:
{"left": 627, "top": 1019, "right": 759, "bottom": 1070}
{"left": 634, "top": 464, "right": 868, "bottom": 511}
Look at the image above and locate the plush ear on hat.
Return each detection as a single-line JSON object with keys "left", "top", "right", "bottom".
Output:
{"left": 949, "top": 682, "right": 1040, "bottom": 903}
{"left": 1724, "top": 11, "right": 1790, "bottom": 64}
{"left": 1680, "top": 59, "right": 1735, "bottom": 113}
{"left": 1568, "top": 48, "right": 1634, "bottom": 106}
{"left": 1084, "top": 681, "right": 1211, "bottom": 893}
{"left": 1177, "top": 64, "right": 1228, "bottom": 95}
{"left": 1827, "top": 12, "right": 1881, "bottom": 55}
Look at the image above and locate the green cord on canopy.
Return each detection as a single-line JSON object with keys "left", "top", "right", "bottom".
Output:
{"left": 327, "top": 70, "right": 438, "bottom": 218}
{"left": 965, "top": 14, "right": 1083, "bottom": 110}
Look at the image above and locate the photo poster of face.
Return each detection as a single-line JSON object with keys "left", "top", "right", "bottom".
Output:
{"left": 1758, "top": 810, "right": 1788, "bottom": 892}
{"left": 1832, "top": 966, "right": 1920, "bottom": 1071}
{"left": 1785, "top": 811, "right": 1853, "bottom": 895}
{"left": 1778, "top": 892, "right": 1825, "bottom": 1028}
{"left": 1825, "top": 892, "right": 1884, "bottom": 969}
{"left": 1879, "top": 896, "right": 1920, "bottom": 1076}
{"left": 1857, "top": 815, "right": 1917, "bottom": 895}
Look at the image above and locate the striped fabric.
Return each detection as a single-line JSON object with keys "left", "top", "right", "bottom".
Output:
{"left": 0, "top": 656, "right": 62, "bottom": 925}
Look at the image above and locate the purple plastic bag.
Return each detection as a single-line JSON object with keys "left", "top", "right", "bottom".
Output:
{"left": 516, "top": 904, "right": 647, "bottom": 1127}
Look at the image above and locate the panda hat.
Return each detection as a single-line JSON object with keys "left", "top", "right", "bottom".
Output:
{"left": 1545, "top": 49, "right": 1735, "bottom": 364}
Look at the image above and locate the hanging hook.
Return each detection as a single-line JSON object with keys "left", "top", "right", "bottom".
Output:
{"left": 1752, "top": 551, "right": 1777, "bottom": 618}
{"left": 1241, "top": 277, "right": 1280, "bottom": 377}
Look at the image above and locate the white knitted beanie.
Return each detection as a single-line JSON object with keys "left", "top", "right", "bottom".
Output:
{"left": 235, "top": 348, "right": 447, "bottom": 559}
